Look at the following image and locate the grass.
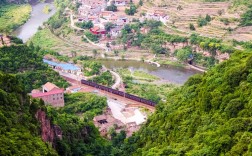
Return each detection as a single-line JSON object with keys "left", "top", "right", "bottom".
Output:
{"left": 29, "top": 28, "right": 61, "bottom": 48}
{"left": 126, "top": 82, "right": 177, "bottom": 102}
{"left": 0, "top": 4, "right": 32, "bottom": 33}
{"left": 156, "top": 59, "right": 185, "bottom": 68}
{"left": 117, "top": 68, "right": 159, "bottom": 82}
{"left": 133, "top": 71, "right": 160, "bottom": 81}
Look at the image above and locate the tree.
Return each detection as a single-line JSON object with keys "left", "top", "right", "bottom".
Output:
{"left": 189, "top": 23, "right": 196, "bottom": 30}
{"left": 177, "top": 5, "right": 183, "bottom": 11}
{"left": 139, "top": 0, "right": 143, "bottom": 6}
{"left": 111, "top": 41, "right": 116, "bottom": 45}
{"left": 106, "top": 4, "right": 117, "bottom": 11}
{"left": 114, "top": 50, "right": 119, "bottom": 56}
{"left": 125, "top": 4, "right": 137, "bottom": 15}
{"left": 197, "top": 16, "right": 208, "bottom": 27}
{"left": 76, "top": 21, "right": 94, "bottom": 29}
{"left": 175, "top": 47, "right": 192, "bottom": 61}
{"left": 105, "top": 22, "right": 114, "bottom": 31}
{"left": 205, "top": 14, "right": 211, "bottom": 22}
{"left": 92, "top": 49, "right": 98, "bottom": 58}
{"left": 240, "top": 6, "right": 252, "bottom": 26}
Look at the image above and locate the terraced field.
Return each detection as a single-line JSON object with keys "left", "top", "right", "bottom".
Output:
{"left": 141, "top": 0, "right": 250, "bottom": 40}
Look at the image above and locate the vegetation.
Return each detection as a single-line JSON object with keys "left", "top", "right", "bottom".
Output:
{"left": 174, "top": 46, "right": 192, "bottom": 62}
{"left": 118, "top": 68, "right": 176, "bottom": 102}
{"left": 197, "top": 14, "right": 212, "bottom": 27}
{"left": 0, "top": 45, "right": 68, "bottom": 92}
{"left": 133, "top": 70, "right": 159, "bottom": 81}
{"left": 240, "top": 5, "right": 252, "bottom": 26}
{"left": 62, "top": 92, "right": 107, "bottom": 120}
{"left": 76, "top": 20, "right": 93, "bottom": 29}
{"left": 83, "top": 60, "right": 102, "bottom": 76}
{"left": 91, "top": 71, "right": 115, "bottom": 87}
{"left": 0, "top": 72, "right": 57, "bottom": 155}
{"left": 125, "top": 4, "right": 137, "bottom": 15}
{"left": 42, "top": 5, "right": 51, "bottom": 14}
{"left": 121, "top": 50, "right": 252, "bottom": 155}
{"left": 106, "top": 4, "right": 117, "bottom": 12}
{"left": 29, "top": 29, "right": 61, "bottom": 49}
{"left": 189, "top": 23, "right": 196, "bottom": 30}
{"left": 84, "top": 31, "right": 99, "bottom": 42}
{"left": 0, "top": 4, "right": 31, "bottom": 33}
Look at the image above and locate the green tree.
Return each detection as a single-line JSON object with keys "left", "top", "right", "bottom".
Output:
{"left": 175, "top": 46, "right": 192, "bottom": 61}
{"left": 189, "top": 23, "right": 196, "bottom": 30}
{"left": 125, "top": 4, "right": 137, "bottom": 15}
{"left": 139, "top": 0, "right": 143, "bottom": 6}
{"left": 106, "top": 4, "right": 117, "bottom": 11}
{"left": 205, "top": 14, "right": 211, "bottom": 22}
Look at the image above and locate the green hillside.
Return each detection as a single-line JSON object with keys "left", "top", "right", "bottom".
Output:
{"left": 121, "top": 51, "right": 252, "bottom": 155}
{"left": 0, "top": 72, "right": 57, "bottom": 155}
{"left": 0, "top": 45, "right": 68, "bottom": 92}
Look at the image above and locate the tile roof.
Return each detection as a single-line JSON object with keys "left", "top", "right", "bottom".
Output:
{"left": 32, "top": 88, "right": 64, "bottom": 98}
{"left": 43, "top": 82, "right": 59, "bottom": 92}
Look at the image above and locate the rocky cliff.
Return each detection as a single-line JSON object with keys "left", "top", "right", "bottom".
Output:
{"left": 35, "top": 109, "right": 62, "bottom": 147}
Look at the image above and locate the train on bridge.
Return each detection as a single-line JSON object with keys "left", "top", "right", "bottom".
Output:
{"left": 81, "top": 79, "right": 156, "bottom": 107}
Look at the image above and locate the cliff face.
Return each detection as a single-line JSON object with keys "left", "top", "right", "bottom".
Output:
{"left": 35, "top": 109, "right": 62, "bottom": 146}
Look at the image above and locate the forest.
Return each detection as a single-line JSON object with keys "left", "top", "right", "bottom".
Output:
{"left": 0, "top": 72, "right": 57, "bottom": 155}
{"left": 120, "top": 50, "right": 252, "bottom": 155}
{"left": 0, "top": 45, "right": 68, "bottom": 92}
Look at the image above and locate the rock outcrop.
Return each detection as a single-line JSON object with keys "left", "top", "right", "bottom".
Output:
{"left": 35, "top": 109, "right": 62, "bottom": 146}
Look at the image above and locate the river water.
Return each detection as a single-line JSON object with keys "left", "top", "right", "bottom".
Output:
{"left": 99, "top": 60, "right": 200, "bottom": 84}
{"left": 12, "top": 2, "right": 56, "bottom": 42}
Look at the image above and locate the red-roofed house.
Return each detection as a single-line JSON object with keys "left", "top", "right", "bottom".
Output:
{"left": 90, "top": 26, "right": 106, "bottom": 35}
{"left": 31, "top": 82, "right": 65, "bottom": 107}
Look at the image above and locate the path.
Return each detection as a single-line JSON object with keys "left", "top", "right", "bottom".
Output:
{"left": 102, "top": 65, "right": 122, "bottom": 90}
{"left": 110, "top": 70, "right": 122, "bottom": 89}
{"left": 188, "top": 64, "right": 207, "bottom": 73}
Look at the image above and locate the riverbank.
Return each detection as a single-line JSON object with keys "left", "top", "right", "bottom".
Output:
{"left": 12, "top": 2, "right": 56, "bottom": 42}
{"left": 0, "top": 4, "right": 32, "bottom": 33}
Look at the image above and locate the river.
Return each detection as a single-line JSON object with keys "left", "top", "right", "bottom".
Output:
{"left": 12, "top": 2, "right": 56, "bottom": 42}
{"left": 99, "top": 60, "right": 200, "bottom": 84}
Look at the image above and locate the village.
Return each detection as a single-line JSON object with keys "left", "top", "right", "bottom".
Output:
{"left": 70, "top": 0, "right": 169, "bottom": 49}
{"left": 29, "top": 58, "right": 154, "bottom": 138}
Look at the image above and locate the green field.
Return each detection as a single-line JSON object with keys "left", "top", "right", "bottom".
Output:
{"left": 0, "top": 4, "right": 32, "bottom": 33}
{"left": 30, "top": 28, "right": 61, "bottom": 48}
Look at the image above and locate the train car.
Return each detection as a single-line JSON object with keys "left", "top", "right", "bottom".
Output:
{"left": 81, "top": 79, "right": 156, "bottom": 106}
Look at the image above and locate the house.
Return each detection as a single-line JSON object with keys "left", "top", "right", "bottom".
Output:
{"left": 90, "top": 26, "right": 107, "bottom": 35}
{"left": 31, "top": 82, "right": 65, "bottom": 107}
{"left": 145, "top": 10, "right": 169, "bottom": 23}
{"left": 100, "top": 11, "right": 114, "bottom": 19}
{"left": 110, "top": 27, "right": 122, "bottom": 37}
{"left": 114, "top": 0, "right": 127, "bottom": 6}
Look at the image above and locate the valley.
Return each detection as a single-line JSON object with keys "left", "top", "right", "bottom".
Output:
{"left": 1, "top": 0, "right": 252, "bottom": 155}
